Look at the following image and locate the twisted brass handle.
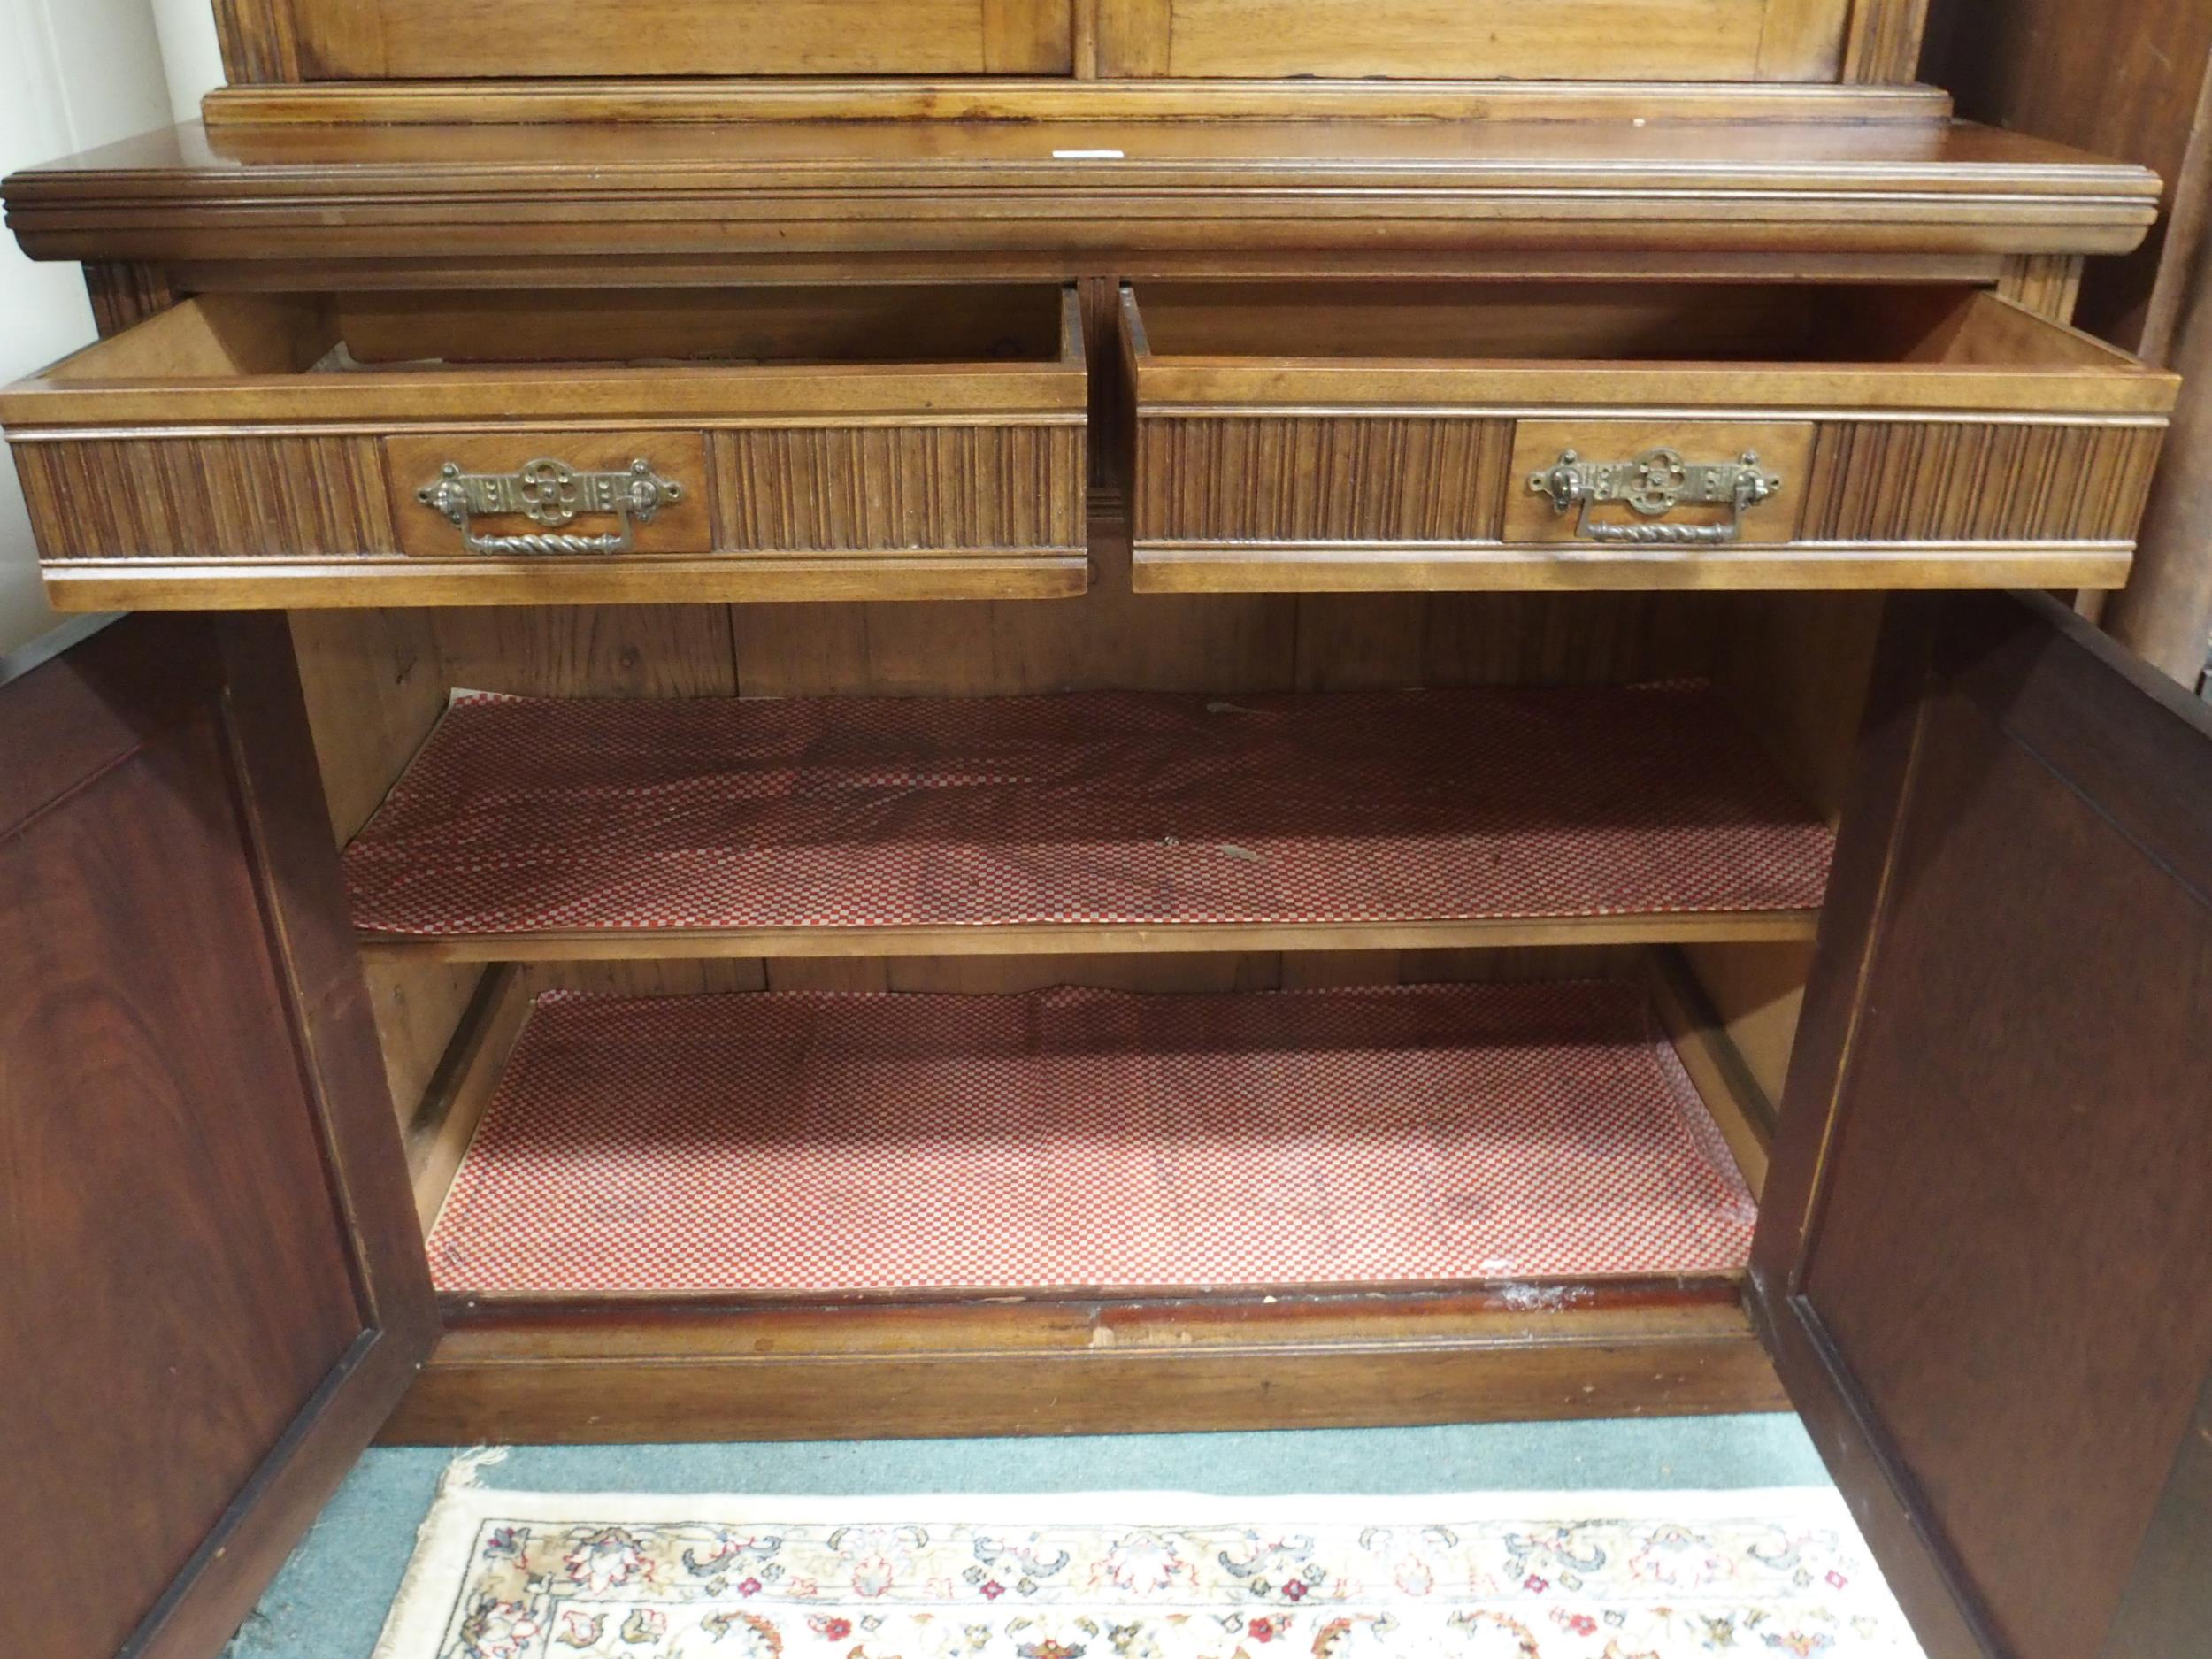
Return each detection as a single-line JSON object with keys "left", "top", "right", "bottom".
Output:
{"left": 1582, "top": 519, "right": 1742, "bottom": 546}
{"left": 1528, "top": 447, "right": 1782, "bottom": 546}
{"left": 415, "top": 457, "right": 683, "bottom": 557}
{"left": 455, "top": 528, "right": 636, "bottom": 556}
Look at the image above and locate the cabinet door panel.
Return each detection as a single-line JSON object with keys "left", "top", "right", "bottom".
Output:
{"left": 1096, "top": 0, "right": 1848, "bottom": 80}
{"left": 0, "top": 615, "right": 435, "bottom": 1659}
{"left": 277, "top": 0, "right": 1073, "bottom": 77}
{"left": 1754, "top": 590, "right": 2212, "bottom": 1659}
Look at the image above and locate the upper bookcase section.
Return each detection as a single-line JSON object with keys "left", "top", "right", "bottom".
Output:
{"left": 202, "top": 0, "right": 1935, "bottom": 126}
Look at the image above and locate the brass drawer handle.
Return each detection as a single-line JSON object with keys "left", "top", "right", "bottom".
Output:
{"left": 1528, "top": 447, "right": 1782, "bottom": 546}
{"left": 415, "top": 457, "right": 684, "bottom": 557}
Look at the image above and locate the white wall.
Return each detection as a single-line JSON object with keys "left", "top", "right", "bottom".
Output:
{"left": 0, "top": 0, "right": 222, "bottom": 653}
{"left": 151, "top": 0, "right": 225, "bottom": 123}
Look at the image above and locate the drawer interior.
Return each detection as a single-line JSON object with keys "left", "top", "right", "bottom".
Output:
{"left": 1128, "top": 280, "right": 2136, "bottom": 369}
{"left": 47, "top": 285, "right": 1076, "bottom": 380}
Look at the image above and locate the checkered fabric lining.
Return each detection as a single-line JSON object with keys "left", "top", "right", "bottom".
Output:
{"left": 425, "top": 980, "right": 1759, "bottom": 1297}
{"left": 342, "top": 686, "right": 1833, "bottom": 938}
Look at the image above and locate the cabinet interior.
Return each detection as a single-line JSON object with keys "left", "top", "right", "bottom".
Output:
{"left": 290, "top": 573, "right": 1883, "bottom": 1317}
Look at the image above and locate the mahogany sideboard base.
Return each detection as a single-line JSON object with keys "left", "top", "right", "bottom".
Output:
{"left": 384, "top": 1291, "right": 1785, "bottom": 1445}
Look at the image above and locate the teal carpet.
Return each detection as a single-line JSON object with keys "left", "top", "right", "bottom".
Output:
{"left": 224, "top": 1415, "right": 1827, "bottom": 1658}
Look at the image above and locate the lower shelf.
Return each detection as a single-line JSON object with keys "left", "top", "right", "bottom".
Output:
{"left": 426, "top": 979, "right": 1756, "bottom": 1300}
{"left": 401, "top": 975, "right": 1779, "bottom": 1440}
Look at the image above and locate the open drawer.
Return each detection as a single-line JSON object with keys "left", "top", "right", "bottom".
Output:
{"left": 0, "top": 285, "right": 1088, "bottom": 609}
{"left": 1121, "top": 281, "right": 2179, "bottom": 593}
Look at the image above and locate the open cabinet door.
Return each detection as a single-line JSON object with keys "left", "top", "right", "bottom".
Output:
{"left": 1751, "top": 590, "right": 2212, "bottom": 1659}
{"left": 0, "top": 614, "right": 437, "bottom": 1659}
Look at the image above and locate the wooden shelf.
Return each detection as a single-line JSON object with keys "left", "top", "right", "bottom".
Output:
{"left": 422, "top": 978, "right": 1760, "bottom": 1302}
{"left": 344, "top": 684, "right": 1833, "bottom": 962}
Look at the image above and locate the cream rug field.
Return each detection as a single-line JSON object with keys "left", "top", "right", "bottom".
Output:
{"left": 371, "top": 1482, "right": 1924, "bottom": 1659}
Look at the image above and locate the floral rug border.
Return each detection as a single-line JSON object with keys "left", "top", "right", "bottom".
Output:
{"left": 372, "top": 1482, "right": 1923, "bottom": 1658}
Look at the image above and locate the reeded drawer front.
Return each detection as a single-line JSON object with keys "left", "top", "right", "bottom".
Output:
{"left": 1122, "top": 282, "right": 2177, "bottom": 593}
{"left": 0, "top": 286, "right": 1087, "bottom": 610}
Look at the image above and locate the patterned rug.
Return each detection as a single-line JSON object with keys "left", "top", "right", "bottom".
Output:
{"left": 371, "top": 1485, "right": 1924, "bottom": 1658}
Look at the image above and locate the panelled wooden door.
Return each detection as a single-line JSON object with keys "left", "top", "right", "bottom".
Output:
{"left": 1753, "top": 589, "right": 2212, "bottom": 1659}
{"left": 223, "top": 0, "right": 1074, "bottom": 79}
{"left": 0, "top": 614, "right": 436, "bottom": 1659}
{"left": 1093, "top": 0, "right": 1852, "bottom": 81}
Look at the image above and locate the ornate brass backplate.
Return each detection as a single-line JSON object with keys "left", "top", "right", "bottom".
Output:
{"left": 416, "top": 457, "right": 684, "bottom": 557}
{"left": 1527, "top": 448, "right": 1783, "bottom": 545}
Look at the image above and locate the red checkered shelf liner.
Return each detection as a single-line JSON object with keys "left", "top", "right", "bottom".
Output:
{"left": 425, "top": 980, "right": 1759, "bottom": 1297}
{"left": 344, "top": 686, "right": 1832, "bottom": 937}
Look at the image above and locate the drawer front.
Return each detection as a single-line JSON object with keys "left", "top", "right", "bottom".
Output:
{"left": 1124, "top": 285, "right": 2177, "bottom": 594}
{"left": 1132, "top": 411, "right": 2162, "bottom": 575}
{"left": 0, "top": 291, "right": 1089, "bottom": 609}
{"left": 380, "top": 427, "right": 1090, "bottom": 565}
{"left": 11, "top": 419, "right": 1087, "bottom": 604}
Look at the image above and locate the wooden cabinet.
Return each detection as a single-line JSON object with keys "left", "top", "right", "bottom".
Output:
{"left": 8, "top": 589, "right": 2209, "bottom": 1659}
{"left": 3, "top": 3, "right": 2210, "bottom": 1657}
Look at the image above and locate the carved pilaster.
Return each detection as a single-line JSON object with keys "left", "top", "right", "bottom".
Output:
{"left": 81, "top": 263, "right": 178, "bottom": 338}
{"left": 1997, "top": 254, "right": 2087, "bottom": 323}
{"left": 209, "top": 0, "right": 303, "bottom": 83}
